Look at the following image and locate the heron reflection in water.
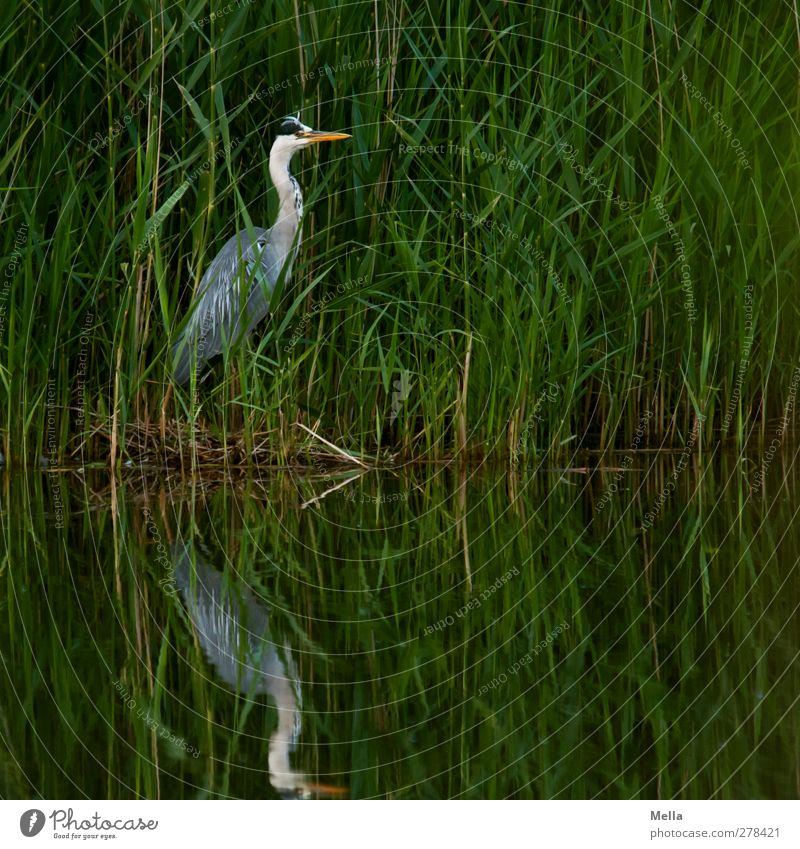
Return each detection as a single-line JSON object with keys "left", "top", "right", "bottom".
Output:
{"left": 172, "top": 540, "right": 344, "bottom": 798}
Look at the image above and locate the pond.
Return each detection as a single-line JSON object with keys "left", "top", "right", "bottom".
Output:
{"left": 0, "top": 453, "right": 797, "bottom": 799}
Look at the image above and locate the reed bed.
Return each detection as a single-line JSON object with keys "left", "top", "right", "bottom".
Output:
{"left": 1, "top": 0, "right": 797, "bottom": 469}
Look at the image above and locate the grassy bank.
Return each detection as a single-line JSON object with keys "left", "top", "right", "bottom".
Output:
{"left": 1, "top": 0, "right": 798, "bottom": 469}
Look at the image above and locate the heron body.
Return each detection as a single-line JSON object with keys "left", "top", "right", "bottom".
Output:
{"left": 171, "top": 117, "right": 350, "bottom": 385}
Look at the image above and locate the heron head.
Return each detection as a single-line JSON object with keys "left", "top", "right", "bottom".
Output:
{"left": 271, "top": 115, "right": 351, "bottom": 158}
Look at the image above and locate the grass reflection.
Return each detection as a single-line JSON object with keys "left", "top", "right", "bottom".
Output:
{"left": 0, "top": 457, "right": 797, "bottom": 798}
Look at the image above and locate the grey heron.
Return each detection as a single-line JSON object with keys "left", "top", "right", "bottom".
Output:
{"left": 171, "top": 116, "right": 351, "bottom": 385}
{"left": 172, "top": 539, "right": 346, "bottom": 798}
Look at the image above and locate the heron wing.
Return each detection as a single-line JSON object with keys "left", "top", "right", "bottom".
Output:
{"left": 171, "top": 227, "right": 287, "bottom": 384}
{"left": 172, "top": 541, "right": 282, "bottom": 697}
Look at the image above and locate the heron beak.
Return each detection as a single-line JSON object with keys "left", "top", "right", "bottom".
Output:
{"left": 301, "top": 781, "right": 349, "bottom": 797}
{"left": 299, "top": 130, "right": 351, "bottom": 144}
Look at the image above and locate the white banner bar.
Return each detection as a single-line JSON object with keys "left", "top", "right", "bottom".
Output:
{"left": 1, "top": 800, "right": 798, "bottom": 848}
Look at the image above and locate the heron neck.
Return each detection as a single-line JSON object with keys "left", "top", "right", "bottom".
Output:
{"left": 269, "top": 153, "right": 303, "bottom": 238}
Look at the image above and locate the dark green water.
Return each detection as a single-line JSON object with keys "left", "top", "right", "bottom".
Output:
{"left": 1, "top": 455, "right": 798, "bottom": 799}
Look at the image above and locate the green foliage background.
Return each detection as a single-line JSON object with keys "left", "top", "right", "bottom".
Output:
{"left": 1, "top": 0, "right": 797, "bottom": 466}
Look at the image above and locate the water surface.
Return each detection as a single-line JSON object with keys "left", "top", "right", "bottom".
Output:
{"left": 1, "top": 455, "right": 797, "bottom": 798}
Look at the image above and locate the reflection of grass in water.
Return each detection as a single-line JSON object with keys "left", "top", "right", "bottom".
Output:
{"left": 1, "top": 2, "right": 798, "bottom": 468}
{"left": 0, "top": 458, "right": 798, "bottom": 798}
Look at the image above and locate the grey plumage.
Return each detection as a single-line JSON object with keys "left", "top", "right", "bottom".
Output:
{"left": 171, "top": 226, "right": 292, "bottom": 385}
{"left": 172, "top": 540, "right": 305, "bottom": 793}
{"left": 170, "top": 116, "right": 350, "bottom": 385}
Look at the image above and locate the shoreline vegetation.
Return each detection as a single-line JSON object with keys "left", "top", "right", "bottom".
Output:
{"left": 1, "top": 2, "right": 797, "bottom": 473}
